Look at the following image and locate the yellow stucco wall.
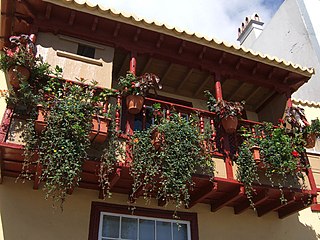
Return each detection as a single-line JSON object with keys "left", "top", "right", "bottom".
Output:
{"left": 36, "top": 33, "right": 114, "bottom": 88}
{"left": 1, "top": 177, "right": 320, "bottom": 240}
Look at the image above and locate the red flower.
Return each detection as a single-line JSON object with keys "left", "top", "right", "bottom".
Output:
{"left": 278, "top": 118, "right": 284, "bottom": 124}
{"left": 292, "top": 150, "right": 299, "bottom": 157}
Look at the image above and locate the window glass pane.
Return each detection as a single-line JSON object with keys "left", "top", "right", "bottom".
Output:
{"left": 139, "top": 219, "right": 155, "bottom": 240}
{"left": 156, "top": 221, "right": 172, "bottom": 240}
{"left": 121, "top": 217, "right": 138, "bottom": 240}
{"left": 173, "top": 223, "right": 188, "bottom": 240}
{"left": 77, "top": 44, "right": 95, "bottom": 58}
{"left": 102, "top": 215, "right": 120, "bottom": 238}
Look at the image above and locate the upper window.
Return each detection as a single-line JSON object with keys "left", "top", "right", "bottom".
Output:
{"left": 77, "top": 44, "right": 95, "bottom": 58}
{"left": 89, "top": 202, "right": 199, "bottom": 240}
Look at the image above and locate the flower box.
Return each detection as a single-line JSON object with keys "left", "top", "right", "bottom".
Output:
{"left": 35, "top": 107, "right": 111, "bottom": 143}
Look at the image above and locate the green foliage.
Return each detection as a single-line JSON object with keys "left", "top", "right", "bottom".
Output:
{"left": 0, "top": 47, "right": 35, "bottom": 71}
{"left": 235, "top": 123, "right": 307, "bottom": 205}
{"left": 130, "top": 113, "right": 215, "bottom": 209}
{"left": 305, "top": 118, "right": 320, "bottom": 137}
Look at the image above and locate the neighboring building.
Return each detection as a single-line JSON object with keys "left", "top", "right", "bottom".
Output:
{"left": 237, "top": 0, "right": 320, "bottom": 212}
{"left": 0, "top": 0, "right": 320, "bottom": 240}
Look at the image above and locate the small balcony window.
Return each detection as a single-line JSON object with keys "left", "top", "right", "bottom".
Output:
{"left": 77, "top": 44, "right": 95, "bottom": 58}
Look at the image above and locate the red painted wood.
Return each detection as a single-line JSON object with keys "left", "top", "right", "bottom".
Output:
{"left": 211, "top": 186, "right": 245, "bottom": 212}
{"left": 188, "top": 182, "right": 218, "bottom": 209}
{"left": 115, "top": 95, "right": 121, "bottom": 132}
{"left": 234, "top": 189, "right": 269, "bottom": 214}
{"left": 311, "top": 204, "right": 320, "bottom": 212}
{"left": 0, "top": 108, "right": 13, "bottom": 142}
{"left": 222, "top": 133, "right": 234, "bottom": 180}
{"left": 129, "top": 53, "right": 137, "bottom": 75}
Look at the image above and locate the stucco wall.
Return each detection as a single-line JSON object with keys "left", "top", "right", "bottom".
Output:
{"left": 36, "top": 33, "right": 114, "bottom": 88}
{"left": 248, "top": 0, "right": 320, "bottom": 103}
{"left": 1, "top": 178, "right": 320, "bottom": 240}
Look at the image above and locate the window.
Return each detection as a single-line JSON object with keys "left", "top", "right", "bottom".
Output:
{"left": 77, "top": 44, "right": 95, "bottom": 58}
{"left": 89, "top": 202, "right": 199, "bottom": 240}
{"left": 99, "top": 213, "right": 190, "bottom": 240}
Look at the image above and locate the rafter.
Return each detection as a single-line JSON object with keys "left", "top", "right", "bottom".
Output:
{"left": 211, "top": 186, "right": 245, "bottom": 212}
{"left": 229, "top": 82, "right": 246, "bottom": 101}
{"left": 68, "top": 11, "right": 76, "bottom": 26}
{"left": 178, "top": 40, "right": 186, "bottom": 55}
{"left": 198, "top": 46, "right": 206, "bottom": 60}
{"left": 251, "top": 63, "right": 259, "bottom": 75}
{"left": 113, "top": 23, "right": 121, "bottom": 37}
{"left": 45, "top": 3, "right": 52, "bottom": 20}
{"left": 245, "top": 87, "right": 261, "bottom": 103}
{"left": 235, "top": 58, "right": 242, "bottom": 70}
{"left": 218, "top": 52, "right": 226, "bottom": 65}
{"left": 177, "top": 69, "right": 193, "bottom": 91}
{"left": 91, "top": 17, "right": 99, "bottom": 32}
{"left": 255, "top": 90, "right": 277, "bottom": 112}
{"left": 161, "top": 63, "right": 174, "bottom": 82}
{"left": 194, "top": 75, "right": 212, "bottom": 97}
{"left": 234, "top": 189, "right": 269, "bottom": 214}
{"left": 140, "top": 58, "right": 153, "bottom": 75}
{"left": 188, "top": 182, "right": 218, "bottom": 209}
{"left": 156, "top": 34, "right": 164, "bottom": 48}
{"left": 133, "top": 29, "right": 141, "bottom": 42}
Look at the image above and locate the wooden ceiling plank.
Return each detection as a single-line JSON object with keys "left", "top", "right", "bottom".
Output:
{"left": 116, "top": 53, "right": 130, "bottom": 79}
{"left": 161, "top": 63, "right": 174, "bottom": 82}
{"left": 234, "top": 189, "right": 269, "bottom": 215}
{"left": 211, "top": 186, "right": 245, "bottom": 212}
{"left": 139, "top": 58, "right": 153, "bottom": 75}
{"left": 193, "top": 75, "right": 212, "bottom": 97}
{"left": 177, "top": 69, "right": 193, "bottom": 91}
{"left": 188, "top": 182, "right": 218, "bottom": 209}
{"left": 229, "top": 82, "right": 246, "bottom": 101}
{"left": 246, "top": 87, "right": 262, "bottom": 103}
{"left": 255, "top": 91, "right": 277, "bottom": 112}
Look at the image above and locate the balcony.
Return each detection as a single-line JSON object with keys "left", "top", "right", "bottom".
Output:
{"left": 0, "top": 91, "right": 317, "bottom": 219}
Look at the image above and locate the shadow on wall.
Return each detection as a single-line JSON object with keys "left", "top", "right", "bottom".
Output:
{"left": 1, "top": 177, "right": 320, "bottom": 240}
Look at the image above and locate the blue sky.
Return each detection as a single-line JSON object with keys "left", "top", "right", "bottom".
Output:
{"left": 92, "top": 0, "right": 284, "bottom": 44}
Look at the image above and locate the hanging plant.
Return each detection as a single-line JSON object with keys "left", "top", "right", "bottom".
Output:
{"left": 235, "top": 122, "right": 308, "bottom": 205}
{"left": 130, "top": 113, "right": 215, "bottom": 209}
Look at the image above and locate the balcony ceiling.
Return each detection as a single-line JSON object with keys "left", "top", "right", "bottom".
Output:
{"left": 0, "top": 0, "right": 315, "bottom": 112}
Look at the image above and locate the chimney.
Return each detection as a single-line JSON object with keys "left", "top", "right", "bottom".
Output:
{"left": 237, "top": 13, "right": 264, "bottom": 47}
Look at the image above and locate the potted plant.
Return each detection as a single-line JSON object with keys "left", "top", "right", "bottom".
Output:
{"left": 130, "top": 113, "right": 215, "bottom": 210}
{"left": 0, "top": 35, "right": 36, "bottom": 89}
{"left": 204, "top": 90, "right": 244, "bottom": 133}
{"left": 118, "top": 72, "right": 162, "bottom": 114}
{"left": 304, "top": 118, "right": 320, "bottom": 148}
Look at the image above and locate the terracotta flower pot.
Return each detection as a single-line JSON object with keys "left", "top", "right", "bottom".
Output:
{"left": 151, "top": 128, "right": 163, "bottom": 150}
{"left": 7, "top": 65, "right": 30, "bottom": 89}
{"left": 221, "top": 116, "right": 238, "bottom": 134}
{"left": 89, "top": 116, "right": 111, "bottom": 143}
{"left": 250, "top": 145, "right": 261, "bottom": 162}
{"left": 126, "top": 95, "right": 144, "bottom": 114}
{"left": 305, "top": 133, "right": 316, "bottom": 148}
{"left": 35, "top": 105, "right": 46, "bottom": 133}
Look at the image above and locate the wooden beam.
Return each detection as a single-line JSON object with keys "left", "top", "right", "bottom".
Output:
{"left": 133, "top": 29, "right": 141, "bottom": 42}
{"left": 139, "top": 58, "right": 153, "bottom": 75}
{"left": 178, "top": 40, "right": 186, "bottom": 55}
{"left": 234, "top": 189, "right": 269, "bottom": 214}
{"left": 198, "top": 46, "right": 206, "bottom": 60}
{"left": 188, "top": 182, "right": 218, "bottom": 209}
{"left": 113, "top": 23, "right": 121, "bottom": 37}
{"left": 257, "top": 193, "right": 295, "bottom": 217}
{"left": 161, "top": 63, "right": 174, "bottom": 82}
{"left": 255, "top": 90, "right": 277, "bottom": 112}
{"left": 18, "top": 0, "right": 36, "bottom": 19}
{"left": 156, "top": 34, "right": 164, "bottom": 48}
{"left": 251, "top": 63, "right": 258, "bottom": 75}
{"left": 45, "top": 3, "right": 52, "bottom": 20}
{"left": 68, "top": 11, "right": 76, "bottom": 26}
{"left": 278, "top": 197, "right": 308, "bottom": 219}
{"left": 218, "top": 52, "right": 226, "bottom": 65}
{"left": 91, "top": 17, "right": 99, "bottom": 32}
{"left": 116, "top": 53, "right": 130, "bottom": 79}
{"left": 268, "top": 68, "right": 276, "bottom": 79}
{"left": 229, "top": 82, "right": 246, "bottom": 101}
{"left": 211, "top": 186, "right": 245, "bottom": 212}
{"left": 235, "top": 58, "right": 242, "bottom": 70}
{"left": 193, "top": 75, "right": 212, "bottom": 97}
{"left": 177, "top": 69, "right": 193, "bottom": 91}
{"left": 245, "top": 87, "right": 261, "bottom": 103}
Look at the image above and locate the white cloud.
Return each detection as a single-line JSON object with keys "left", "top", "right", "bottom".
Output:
{"left": 92, "top": 0, "right": 282, "bottom": 44}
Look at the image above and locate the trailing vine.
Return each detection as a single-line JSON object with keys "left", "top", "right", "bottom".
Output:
{"left": 130, "top": 113, "right": 215, "bottom": 210}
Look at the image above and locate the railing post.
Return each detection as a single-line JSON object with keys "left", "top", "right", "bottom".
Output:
{"left": 215, "top": 73, "right": 223, "bottom": 101}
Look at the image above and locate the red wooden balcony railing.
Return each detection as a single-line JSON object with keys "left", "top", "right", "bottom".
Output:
{"left": 0, "top": 94, "right": 318, "bottom": 218}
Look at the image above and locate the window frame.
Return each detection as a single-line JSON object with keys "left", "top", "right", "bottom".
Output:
{"left": 88, "top": 202, "right": 199, "bottom": 240}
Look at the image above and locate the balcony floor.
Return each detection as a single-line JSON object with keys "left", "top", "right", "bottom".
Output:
{"left": 0, "top": 141, "right": 315, "bottom": 219}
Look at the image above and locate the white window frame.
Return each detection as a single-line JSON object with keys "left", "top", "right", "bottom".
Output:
{"left": 98, "top": 212, "right": 192, "bottom": 240}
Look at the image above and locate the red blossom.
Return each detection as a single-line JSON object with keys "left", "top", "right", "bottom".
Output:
{"left": 292, "top": 150, "right": 299, "bottom": 157}
{"left": 278, "top": 118, "right": 284, "bottom": 124}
